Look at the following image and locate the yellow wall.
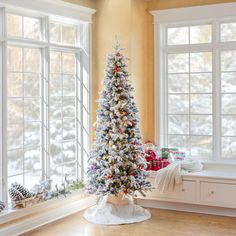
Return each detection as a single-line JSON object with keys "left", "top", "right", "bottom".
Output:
{"left": 130, "top": 0, "right": 154, "bottom": 142}
{"left": 93, "top": 0, "right": 154, "bottom": 142}
{"left": 66, "top": 0, "right": 236, "bottom": 143}
{"left": 148, "top": 0, "right": 236, "bottom": 10}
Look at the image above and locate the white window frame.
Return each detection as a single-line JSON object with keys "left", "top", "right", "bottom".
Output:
{"left": 151, "top": 2, "right": 236, "bottom": 163}
{"left": 0, "top": 0, "right": 95, "bottom": 203}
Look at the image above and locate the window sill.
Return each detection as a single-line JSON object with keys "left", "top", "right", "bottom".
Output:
{"left": 0, "top": 189, "right": 96, "bottom": 236}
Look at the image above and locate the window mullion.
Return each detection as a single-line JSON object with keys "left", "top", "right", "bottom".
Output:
{"left": 212, "top": 20, "right": 221, "bottom": 161}
{"left": 44, "top": 16, "right": 50, "bottom": 179}
{"left": 75, "top": 52, "right": 79, "bottom": 179}
{"left": 1, "top": 7, "right": 8, "bottom": 203}
{"left": 160, "top": 24, "right": 168, "bottom": 148}
{"left": 80, "top": 54, "right": 84, "bottom": 180}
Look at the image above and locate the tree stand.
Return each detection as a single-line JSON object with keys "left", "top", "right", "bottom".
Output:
{"left": 83, "top": 194, "right": 151, "bottom": 225}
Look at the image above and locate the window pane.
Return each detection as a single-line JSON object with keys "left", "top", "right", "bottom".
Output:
{"left": 222, "top": 94, "right": 236, "bottom": 114}
{"left": 190, "top": 73, "right": 212, "bottom": 93}
{"left": 49, "top": 50, "right": 81, "bottom": 182}
{"left": 63, "top": 142, "right": 76, "bottom": 162}
{"left": 50, "top": 120, "right": 62, "bottom": 142}
{"left": 50, "top": 74, "right": 62, "bottom": 96}
{"left": 24, "top": 147, "right": 41, "bottom": 172}
{"left": 24, "top": 98, "right": 40, "bottom": 121}
{"left": 63, "top": 118, "right": 76, "bottom": 140}
{"left": 8, "top": 98, "right": 23, "bottom": 123}
{"left": 25, "top": 171, "right": 41, "bottom": 189}
{"left": 191, "top": 94, "right": 212, "bottom": 114}
{"left": 50, "top": 97, "right": 62, "bottom": 120}
{"left": 7, "top": 14, "right": 23, "bottom": 37}
{"left": 168, "top": 115, "right": 189, "bottom": 135}
{"left": 62, "top": 53, "right": 76, "bottom": 74}
{"left": 8, "top": 175, "right": 23, "bottom": 188}
{"left": 50, "top": 51, "right": 62, "bottom": 73}
{"left": 221, "top": 22, "right": 236, "bottom": 42}
{"left": 168, "top": 135, "right": 189, "bottom": 154}
{"left": 24, "top": 122, "right": 41, "bottom": 147}
{"left": 168, "top": 53, "right": 189, "bottom": 73}
{"left": 23, "top": 16, "right": 41, "bottom": 40}
{"left": 50, "top": 22, "right": 77, "bottom": 46}
{"left": 167, "top": 27, "right": 189, "bottom": 45}
{"left": 191, "top": 115, "right": 212, "bottom": 135}
{"left": 7, "top": 47, "right": 22, "bottom": 72}
{"left": 222, "top": 116, "right": 236, "bottom": 136}
{"left": 8, "top": 73, "right": 23, "bottom": 97}
{"left": 191, "top": 136, "right": 212, "bottom": 157}
{"left": 168, "top": 94, "right": 189, "bottom": 114}
{"left": 221, "top": 72, "right": 236, "bottom": 93}
{"left": 63, "top": 75, "right": 75, "bottom": 96}
{"left": 8, "top": 149, "right": 24, "bottom": 176}
{"left": 63, "top": 97, "right": 75, "bottom": 118}
{"left": 221, "top": 51, "right": 236, "bottom": 72}
{"left": 24, "top": 73, "right": 40, "bottom": 97}
{"left": 50, "top": 142, "right": 62, "bottom": 166}
{"left": 63, "top": 162, "right": 76, "bottom": 178}
{"left": 168, "top": 74, "right": 189, "bottom": 93}
{"left": 8, "top": 124, "right": 23, "bottom": 149}
{"left": 190, "top": 25, "right": 212, "bottom": 44}
{"left": 222, "top": 137, "right": 236, "bottom": 158}
{"left": 7, "top": 45, "right": 42, "bottom": 192}
{"left": 24, "top": 48, "right": 41, "bottom": 73}
{"left": 50, "top": 22, "right": 61, "bottom": 43}
{"left": 62, "top": 25, "right": 76, "bottom": 45}
{"left": 190, "top": 52, "right": 212, "bottom": 72}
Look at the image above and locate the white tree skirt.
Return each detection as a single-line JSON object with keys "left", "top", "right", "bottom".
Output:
{"left": 84, "top": 196, "right": 151, "bottom": 225}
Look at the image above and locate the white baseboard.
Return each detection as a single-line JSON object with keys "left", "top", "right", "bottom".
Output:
{"left": 137, "top": 199, "right": 236, "bottom": 217}
{"left": 0, "top": 194, "right": 96, "bottom": 236}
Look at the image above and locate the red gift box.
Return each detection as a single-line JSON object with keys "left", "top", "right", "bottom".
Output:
{"left": 144, "top": 141, "right": 170, "bottom": 171}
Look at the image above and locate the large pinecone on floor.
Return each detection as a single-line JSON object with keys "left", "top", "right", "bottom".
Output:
{"left": 11, "top": 182, "right": 33, "bottom": 198}
{"left": 0, "top": 201, "right": 5, "bottom": 212}
{"left": 9, "top": 188, "right": 24, "bottom": 201}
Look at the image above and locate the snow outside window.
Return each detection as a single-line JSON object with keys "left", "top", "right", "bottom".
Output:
{"left": 0, "top": 10, "right": 91, "bottom": 203}
{"left": 161, "top": 22, "right": 236, "bottom": 160}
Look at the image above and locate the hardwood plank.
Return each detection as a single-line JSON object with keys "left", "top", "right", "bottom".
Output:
{"left": 22, "top": 208, "right": 236, "bottom": 236}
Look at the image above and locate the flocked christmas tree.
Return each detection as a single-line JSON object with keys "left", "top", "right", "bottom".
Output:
{"left": 86, "top": 40, "right": 151, "bottom": 197}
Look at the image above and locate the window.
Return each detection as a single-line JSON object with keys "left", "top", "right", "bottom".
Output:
{"left": 154, "top": 4, "right": 236, "bottom": 161}
{"left": 0, "top": 5, "right": 91, "bottom": 203}
{"left": 7, "top": 46, "right": 42, "bottom": 188}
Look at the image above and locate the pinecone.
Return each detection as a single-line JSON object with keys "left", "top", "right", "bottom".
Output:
{"left": 11, "top": 182, "right": 33, "bottom": 198}
{"left": 9, "top": 188, "right": 24, "bottom": 201}
{"left": 0, "top": 201, "right": 5, "bottom": 212}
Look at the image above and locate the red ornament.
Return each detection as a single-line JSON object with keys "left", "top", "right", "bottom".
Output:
{"left": 106, "top": 175, "right": 112, "bottom": 179}
{"left": 120, "top": 111, "right": 126, "bottom": 117}
{"left": 137, "top": 165, "right": 142, "bottom": 170}
{"left": 114, "top": 67, "right": 120, "bottom": 73}
{"left": 116, "top": 53, "right": 121, "bottom": 57}
{"left": 129, "top": 173, "right": 134, "bottom": 176}
{"left": 123, "top": 188, "right": 128, "bottom": 194}
{"left": 118, "top": 128, "right": 122, "bottom": 134}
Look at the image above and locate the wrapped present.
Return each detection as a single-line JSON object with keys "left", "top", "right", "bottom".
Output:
{"left": 146, "top": 161, "right": 152, "bottom": 171}
{"left": 153, "top": 158, "right": 170, "bottom": 171}
{"left": 161, "top": 148, "right": 178, "bottom": 159}
{"left": 169, "top": 150, "right": 186, "bottom": 161}
{"left": 146, "top": 150, "right": 156, "bottom": 161}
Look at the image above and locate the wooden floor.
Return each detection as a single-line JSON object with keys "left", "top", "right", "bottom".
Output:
{"left": 22, "top": 208, "right": 236, "bottom": 236}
